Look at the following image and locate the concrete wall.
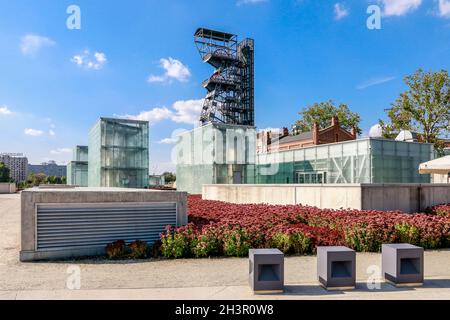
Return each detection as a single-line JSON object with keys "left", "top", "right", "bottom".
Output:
{"left": 21, "top": 187, "right": 187, "bottom": 261}
{"left": 203, "top": 184, "right": 450, "bottom": 213}
{"left": 0, "top": 183, "right": 16, "bottom": 194}
{"left": 203, "top": 184, "right": 362, "bottom": 208}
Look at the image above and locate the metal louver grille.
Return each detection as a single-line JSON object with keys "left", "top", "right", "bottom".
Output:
{"left": 36, "top": 203, "right": 177, "bottom": 251}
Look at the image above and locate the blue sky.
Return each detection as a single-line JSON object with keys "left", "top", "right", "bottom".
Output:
{"left": 0, "top": 0, "right": 449, "bottom": 173}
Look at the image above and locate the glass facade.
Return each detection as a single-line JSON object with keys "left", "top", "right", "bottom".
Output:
{"left": 176, "top": 129, "right": 434, "bottom": 194}
{"left": 176, "top": 123, "right": 256, "bottom": 194}
{"left": 67, "top": 162, "right": 88, "bottom": 186}
{"left": 88, "top": 118, "right": 149, "bottom": 188}
{"left": 256, "top": 138, "right": 433, "bottom": 184}
{"left": 67, "top": 146, "right": 89, "bottom": 187}
{"left": 73, "top": 145, "right": 89, "bottom": 162}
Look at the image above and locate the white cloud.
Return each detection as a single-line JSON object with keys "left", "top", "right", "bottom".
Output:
{"left": 24, "top": 128, "right": 44, "bottom": 137}
{"left": 438, "top": 0, "right": 450, "bottom": 17}
{"left": 148, "top": 58, "right": 191, "bottom": 84}
{"left": 0, "top": 105, "right": 12, "bottom": 115}
{"left": 71, "top": 55, "right": 83, "bottom": 66}
{"left": 158, "top": 137, "right": 179, "bottom": 145}
{"left": 71, "top": 50, "right": 107, "bottom": 70}
{"left": 49, "top": 129, "right": 56, "bottom": 136}
{"left": 237, "top": 0, "right": 268, "bottom": 5}
{"left": 378, "top": 0, "right": 422, "bottom": 16}
{"left": 50, "top": 148, "right": 72, "bottom": 155}
{"left": 258, "top": 127, "right": 283, "bottom": 133}
{"left": 357, "top": 76, "right": 396, "bottom": 90}
{"left": 123, "top": 107, "right": 173, "bottom": 125}
{"left": 122, "top": 99, "right": 204, "bottom": 126}
{"left": 170, "top": 99, "right": 204, "bottom": 124}
{"left": 94, "top": 52, "right": 107, "bottom": 64}
{"left": 334, "top": 3, "right": 349, "bottom": 20}
{"left": 20, "top": 34, "right": 55, "bottom": 56}
{"left": 147, "top": 75, "right": 167, "bottom": 83}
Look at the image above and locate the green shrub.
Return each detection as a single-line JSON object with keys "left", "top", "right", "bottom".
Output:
{"left": 191, "top": 228, "right": 221, "bottom": 258}
{"left": 344, "top": 224, "right": 386, "bottom": 252}
{"left": 160, "top": 227, "right": 191, "bottom": 258}
{"left": 270, "top": 233, "right": 291, "bottom": 254}
{"left": 395, "top": 223, "right": 420, "bottom": 245}
{"left": 290, "top": 232, "right": 312, "bottom": 254}
{"left": 222, "top": 227, "right": 251, "bottom": 257}
{"left": 105, "top": 240, "right": 127, "bottom": 259}
{"left": 128, "top": 240, "right": 148, "bottom": 259}
{"left": 270, "top": 232, "right": 312, "bottom": 254}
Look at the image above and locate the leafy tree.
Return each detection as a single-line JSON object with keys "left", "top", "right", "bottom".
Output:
{"left": 163, "top": 172, "right": 176, "bottom": 184}
{"left": 293, "top": 100, "right": 362, "bottom": 135}
{"left": 0, "top": 162, "right": 11, "bottom": 183}
{"left": 28, "top": 173, "right": 48, "bottom": 187}
{"left": 47, "top": 176, "right": 56, "bottom": 184}
{"left": 379, "top": 69, "right": 450, "bottom": 153}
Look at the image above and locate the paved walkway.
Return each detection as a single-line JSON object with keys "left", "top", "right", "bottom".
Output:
{"left": 2, "top": 279, "right": 450, "bottom": 300}
{"left": 1, "top": 194, "right": 449, "bottom": 300}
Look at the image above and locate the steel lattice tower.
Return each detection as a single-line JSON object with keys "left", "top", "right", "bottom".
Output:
{"left": 194, "top": 28, "right": 254, "bottom": 126}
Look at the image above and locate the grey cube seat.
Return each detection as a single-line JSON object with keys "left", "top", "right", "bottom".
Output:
{"left": 317, "top": 246, "right": 356, "bottom": 290}
{"left": 249, "top": 249, "right": 284, "bottom": 293}
{"left": 382, "top": 243, "right": 424, "bottom": 287}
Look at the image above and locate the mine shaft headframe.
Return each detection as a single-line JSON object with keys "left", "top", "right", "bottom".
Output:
{"left": 195, "top": 27, "right": 255, "bottom": 127}
{"left": 194, "top": 28, "right": 238, "bottom": 62}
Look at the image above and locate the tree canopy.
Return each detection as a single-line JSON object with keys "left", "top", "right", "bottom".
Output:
{"left": 0, "top": 162, "right": 11, "bottom": 183}
{"left": 379, "top": 69, "right": 450, "bottom": 152}
{"left": 163, "top": 172, "right": 176, "bottom": 184}
{"left": 293, "top": 100, "right": 362, "bottom": 135}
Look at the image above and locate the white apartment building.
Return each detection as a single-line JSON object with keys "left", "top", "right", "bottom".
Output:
{"left": 0, "top": 153, "right": 29, "bottom": 182}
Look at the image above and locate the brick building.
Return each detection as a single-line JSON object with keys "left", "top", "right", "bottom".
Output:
{"left": 257, "top": 116, "right": 357, "bottom": 153}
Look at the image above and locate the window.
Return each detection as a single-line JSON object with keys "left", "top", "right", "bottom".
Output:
{"left": 295, "top": 171, "right": 327, "bottom": 184}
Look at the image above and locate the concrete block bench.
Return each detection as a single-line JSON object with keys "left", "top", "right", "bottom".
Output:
{"left": 317, "top": 246, "right": 356, "bottom": 290}
{"left": 249, "top": 249, "right": 284, "bottom": 294}
{"left": 382, "top": 243, "right": 424, "bottom": 287}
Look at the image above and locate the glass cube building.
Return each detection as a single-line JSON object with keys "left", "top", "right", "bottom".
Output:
{"left": 88, "top": 118, "right": 149, "bottom": 188}
{"left": 176, "top": 125, "right": 435, "bottom": 194}
{"left": 176, "top": 123, "right": 257, "bottom": 194}
{"left": 67, "top": 146, "right": 89, "bottom": 187}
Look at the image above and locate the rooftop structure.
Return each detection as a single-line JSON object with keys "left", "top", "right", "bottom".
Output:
{"left": 258, "top": 116, "right": 357, "bottom": 153}
{"left": 195, "top": 28, "right": 254, "bottom": 126}
{"left": 256, "top": 138, "right": 433, "bottom": 185}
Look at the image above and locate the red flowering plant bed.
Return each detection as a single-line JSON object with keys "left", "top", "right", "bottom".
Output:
{"left": 158, "top": 196, "right": 450, "bottom": 258}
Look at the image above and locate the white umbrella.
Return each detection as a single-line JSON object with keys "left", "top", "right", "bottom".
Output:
{"left": 419, "top": 156, "right": 450, "bottom": 175}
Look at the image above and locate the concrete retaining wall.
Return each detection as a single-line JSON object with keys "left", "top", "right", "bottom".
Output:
{"left": 203, "top": 184, "right": 450, "bottom": 213}
{"left": 20, "top": 187, "right": 188, "bottom": 261}
{"left": 0, "top": 183, "right": 16, "bottom": 194}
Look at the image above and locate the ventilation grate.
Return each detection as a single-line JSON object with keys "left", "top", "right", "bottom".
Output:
{"left": 36, "top": 203, "right": 177, "bottom": 251}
